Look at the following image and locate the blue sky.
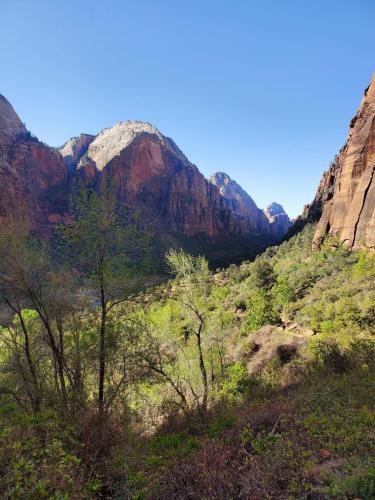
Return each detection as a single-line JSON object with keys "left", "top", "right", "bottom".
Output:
{"left": 1, "top": 0, "right": 374, "bottom": 217}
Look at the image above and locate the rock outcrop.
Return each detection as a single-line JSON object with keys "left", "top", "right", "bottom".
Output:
{"left": 63, "top": 123, "right": 259, "bottom": 238}
{"left": 308, "top": 74, "right": 375, "bottom": 250}
{"left": 0, "top": 94, "right": 287, "bottom": 260}
{"left": 0, "top": 95, "right": 68, "bottom": 231}
{"left": 209, "top": 172, "right": 271, "bottom": 233}
{"left": 59, "top": 133, "right": 95, "bottom": 172}
{"left": 263, "top": 202, "right": 292, "bottom": 237}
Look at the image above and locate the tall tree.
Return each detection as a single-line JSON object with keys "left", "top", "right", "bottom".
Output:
{"left": 61, "top": 185, "right": 148, "bottom": 416}
{"left": 0, "top": 218, "right": 74, "bottom": 412}
{"left": 166, "top": 249, "right": 211, "bottom": 416}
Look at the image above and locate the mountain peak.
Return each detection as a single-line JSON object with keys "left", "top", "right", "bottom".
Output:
{"left": 0, "top": 94, "right": 27, "bottom": 144}
{"left": 264, "top": 202, "right": 287, "bottom": 217}
{"left": 210, "top": 171, "right": 232, "bottom": 185}
{"left": 263, "top": 202, "right": 291, "bottom": 236}
{"left": 60, "top": 120, "right": 189, "bottom": 172}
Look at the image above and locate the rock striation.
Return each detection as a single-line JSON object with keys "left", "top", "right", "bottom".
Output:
{"left": 0, "top": 95, "right": 68, "bottom": 231}
{"left": 307, "top": 74, "right": 375, "bottom": 250}
{"left": 263, "top": 202, "right": 292, "bottom": 237}
{"left": 0, "top": 94, "right": 290, "bottom": 259}
{"left": 209, "top": 172, "right": 270, "bottom": 233}
{"left": 209, "top": 173, "right": 291, "bottom": 238}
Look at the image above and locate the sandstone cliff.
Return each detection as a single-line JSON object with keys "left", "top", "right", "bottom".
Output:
{"left": 309, "top": 74, "right": 375, "bottom": 250}
{"left": 61, "top": 122, "right": 254, "bottom": 238}
{"left": 263, "top": 202, "right": 292, "bottom": 237}
{"left": 0, "top": 94, "right": 284, "bottom": 260}
{"left": 209, "top": 172, "right": 291, "bottom": 238}
{"left": 0, "top": 95, "right": 68, "bottom": 231}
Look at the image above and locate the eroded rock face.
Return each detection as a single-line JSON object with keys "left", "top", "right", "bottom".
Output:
{"left": 59, "top": 133, "right": 95, "bottom": 172}
{"left": 0, "top": 96, "right": 281, "bottom": 253}
{"left": 263, "top": 202, "right": 292, "bottom": 237}
{"left": 68, "top": 126, "right": 254, "bottom": 237}
{"left": 310, "top": 74, "right": 375, "bottom": 250}
{"left": 209, "top": 172, "right": 271, "bottom": 233}
{"left": 0, "top": 95, "right": 68, "bottom": 231}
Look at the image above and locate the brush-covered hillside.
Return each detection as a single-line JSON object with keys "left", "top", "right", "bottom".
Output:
{"left": 0, "top": 207, "right": 374, "bottom": 499}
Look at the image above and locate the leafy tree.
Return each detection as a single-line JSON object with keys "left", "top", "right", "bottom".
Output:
{"left": 0, "top": 218, "right": 74, "bottom": 413}
{"left": 166, "top": 250, "right": 211, "bottom": 415}
{"left": 242, "top": 288, "right": 278, "bottom": 332}
{"left": 252, "top": 260, "right": 276, "bottom": 290}
{"left": 61, "top": 185, "right": 148, "bottom": 416}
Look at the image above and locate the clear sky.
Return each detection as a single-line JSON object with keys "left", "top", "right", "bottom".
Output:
{"left": 1, "top": 0, "right": 374, "bottom": 218}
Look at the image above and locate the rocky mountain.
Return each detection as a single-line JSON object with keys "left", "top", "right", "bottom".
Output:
{"left": 209, "top": 172, "right": 291, "bottom": 237}
{"left": 263, "top": 202, "right": 292, "bottom": 236}
{"left": 303, "top": 74, "right": 375, "bottom": 250}
{"left": 0, "top": 95, "right": 290, "bottom": 263}
{"left": 209, "top": 172, "right": 269, "bottom": 232}
{"left": 0, "top": 95, "right": 68, "bottom": 232}
{"left": 60, "top": 122, "right": 260, "bottom": 238}
{"left": 59, "top": 133, "right": 95, "bottom": 172}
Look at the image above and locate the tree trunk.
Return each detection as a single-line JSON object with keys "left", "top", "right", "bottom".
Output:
{"left": 38, "top": 313, "right": 68, "bottom": 411}
{"left": 195, "top": 318, "right": 208, "bottom": 416}
{"left": 98, "top": 283, "right": 107, "bottom": 416}
{"left": 17, "top": 312, "right": 41, "bottom": 413}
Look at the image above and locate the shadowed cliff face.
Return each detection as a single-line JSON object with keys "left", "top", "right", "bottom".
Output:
{"left": 263, "top": 202, "right": 292, "bottom": 237}
{"left": 67, "top": 125, "right": 255, "bottom": 238}
{"left": 209, "top": 172, "right": 291, "bottom": 238}
{"left": 0, "top": 95, "right": 287, "bottom": 261}
{"left": 0, "top": 95, "right": 68, "bottom": 231}
{"left": 309, "top": 74, "right": 375, "bottom": 250}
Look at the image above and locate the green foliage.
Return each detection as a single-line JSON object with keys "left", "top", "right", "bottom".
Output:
{"left": 61, "top": 186, "right": 149, "bottom": 285}
{"left": 218, "top": 362, "right": 250, "bottom": 401}
{"left": 240, "top": 425, "right": 281, "bottom": 455}
{"left": 251, "top": 260, "right": 276, "bottom": 290}
{"left": 354, "top": 249, "right": 375, "bottom": 277}
{"left": 1, "top": 214, "right": 375, "bottom": 499}
{"left": 242, "top": 288, "right": 278, "bottom": 332}
{"left": 207, "top": 414, "right": 236, "bottom": 437}
{"left": 327, "top": 466, "right": 375, "bottom": 499}
{"left": 149, "top": 432, "right": 200, "bottom": 457}
{"left": 309, "top": 339, "right": 352, "bottom": 372}
{"left": 272, "top": 274, "right": 295, "bottom": 309}
{"left": 0, "top": 411, "right": 85, "bottom": 498}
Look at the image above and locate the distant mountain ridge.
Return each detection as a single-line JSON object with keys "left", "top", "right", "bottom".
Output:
{"left": 209, "top": 172, "right": 290, "bottom": 236}
{"left": 0, "top": 94, "right": 290, "bottom": 262}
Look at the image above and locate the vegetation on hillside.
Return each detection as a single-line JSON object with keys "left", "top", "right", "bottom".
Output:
{"left": 0, "top": 190, "right": 373, "bottom": 499}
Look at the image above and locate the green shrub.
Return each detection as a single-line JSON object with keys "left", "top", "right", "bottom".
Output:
{"left": 240, "top": 425, "right": 281, "bottom": 455}
{"left": 252, "top": 260, "right": 276, "bottom": 290}
{"left": 327, "top": 466, "right": 375, "bottom": 499}
{"left": 242, "top": 289, "right": 278, "bottom": 332}
{"left": 309, "top": 340, "right": 351, "bottom": 373}
{"left": 218, "top": 362, "right": 250, "bottom": 401}
{"left": 149, "top": 432, "right": 200, "bottom": 457}
{"left": 272, "top": 275, "right": 295, "bottom": 309}
{"left": 207, "top": 414, "right": 236, "bottom": 437}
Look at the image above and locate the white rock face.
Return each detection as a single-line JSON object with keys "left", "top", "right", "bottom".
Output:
{"left": 79, "top": 121, "right": 186, "bottom": 171}
{"left": 0, "top": 95, "right": 26, "bottom": 143}
{"left": 263, "top": 202, "right": 286, "bottom": 219}
{"left": 263, "top": 202, "right": 291, "bottom": 236}
{"left": 59, "top": 133, "right": 95, "bottom": 170}
{"left": 210, "top": 172, "right": 259, "bottom": 212}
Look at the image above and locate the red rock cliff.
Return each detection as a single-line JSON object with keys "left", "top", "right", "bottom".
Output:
{"left": 310, "top": 74, "right": 375, "bottom": 250}
{"left": 0, "top": 95, "right": 68, "bottom": 231}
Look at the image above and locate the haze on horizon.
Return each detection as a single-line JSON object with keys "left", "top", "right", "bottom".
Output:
{"left": 1, "top": 0, "right": 374, "bottom": 218}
